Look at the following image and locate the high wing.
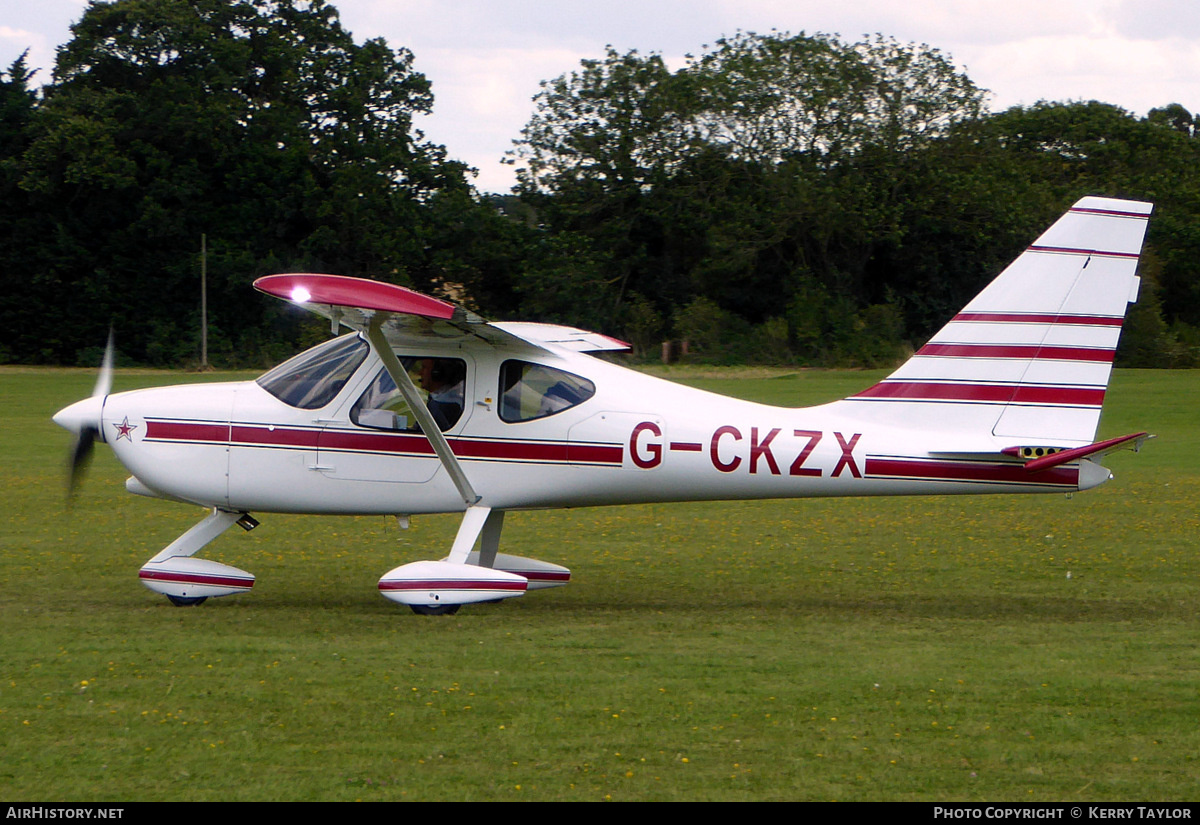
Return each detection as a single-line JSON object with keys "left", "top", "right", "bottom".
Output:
{"left": 252, "top": 272, "right": 630, "bottom": 607}
{"left": 252, "top": 273, "right": 630, "bottom": 355}
{"left": 489, "top": 321, "right": 630, "bottom": 353}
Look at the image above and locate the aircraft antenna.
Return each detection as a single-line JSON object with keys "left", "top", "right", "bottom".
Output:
{"left": 200, "top": 233, "right": 208, "bottom": 369}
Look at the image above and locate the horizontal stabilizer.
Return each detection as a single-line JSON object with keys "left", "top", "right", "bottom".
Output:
{"left": 1005, "top": 431, "right": 1152, "bottom": 473}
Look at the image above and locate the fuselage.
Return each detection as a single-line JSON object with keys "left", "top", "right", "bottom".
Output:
{"left": 47, "top": 199, "right": 1150, "bottom": 612}
{"left": 93, "top": 334, "right": 1094, "bottom": 517}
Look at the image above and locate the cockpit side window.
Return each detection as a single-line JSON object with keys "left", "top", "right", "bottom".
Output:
{"left": 499, "top": 360, "right": 595, "bottom": 423}
{"left": 257, "top": 334, "right": 369, "bottom": 410}
{"left": 351, "top": 358, "right": 467, "bottom": 432}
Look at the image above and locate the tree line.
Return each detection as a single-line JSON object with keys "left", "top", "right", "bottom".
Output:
{"left": 2, "top": 0, "right": 1198, "bottom": 369}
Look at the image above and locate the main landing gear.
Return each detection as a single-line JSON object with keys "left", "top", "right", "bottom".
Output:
{"left": 137, "top": 506, "right": 570, "bottom": 615}
{"left": 138, "top": 509, "right": 258, "bottom": 607}
{"left": 377, "top": 507, "right": 571, "bottom": 616}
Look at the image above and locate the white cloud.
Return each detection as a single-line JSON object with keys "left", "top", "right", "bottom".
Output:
{"left": 1109, "top": 0, "right": 1200, "bottom": 40}
{"left": 0, "top": 25, "right": 49, "bottom": 77}
{"left": 412, "top": 45, "right": 585, "bottom": 190}
{"left": 965, "top": 33, "right": 1200, "bottom": 112}
{"left": 708, "top": 0, "right": 1104, "bottom": 46}
{"left": 4, "top": 0, "right": 1198, "bottom": 192}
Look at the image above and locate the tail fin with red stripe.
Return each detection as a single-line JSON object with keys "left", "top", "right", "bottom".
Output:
{"left": 841, "top": 197, "right": 1152, "bottom": 448}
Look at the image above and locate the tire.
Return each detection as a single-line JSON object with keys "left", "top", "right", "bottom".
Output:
{"left": 410, "top": 603, "right": 460, "bottom": 616}
{"left": 167, "top": 595, "right": 208, "bottom": 607}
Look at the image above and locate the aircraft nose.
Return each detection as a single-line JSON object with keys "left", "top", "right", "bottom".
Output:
{"left": 53, "top": 395, "right": 105, "bottom": 435}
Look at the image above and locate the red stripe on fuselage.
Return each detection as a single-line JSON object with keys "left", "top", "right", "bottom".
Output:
{"left": 319, "top": 429, "right": 621, "bottom": 465}
{"left": 144, "top": 420, "right": 230, "bottom": 442}
{"left": 142, "top": 420, "right": 622, "bottom": 465}
{"left": 865, "top": 457, "right": 1078, "bottom": 487}
{"left": 232, "top": 424, "right": 321, "bottom": 448}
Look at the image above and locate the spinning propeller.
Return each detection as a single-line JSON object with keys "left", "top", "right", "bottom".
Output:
{"left": 54, "top": 331, "right": 114, "bottom": 499}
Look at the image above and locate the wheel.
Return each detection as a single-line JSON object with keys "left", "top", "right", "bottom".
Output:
{"left": 410, "top": 603, "right": 460, "bottom": 616}
{"left": 167, "top": 595, "right": 208, "bottom": 607}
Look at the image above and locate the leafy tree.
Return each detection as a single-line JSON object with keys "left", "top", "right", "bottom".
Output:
{"left": 11, "top": 0, "right": 471, "bottom": 365}
{"left": 0, "top": 53, "right": 46, "bottom": 362}
{"left": 1146, "top": 103, "right": 1196, "bottom": 138}
{"left": 511, "top": 47, "right": 690, "bottom": 326}
{"left": 685, "top": 32, "right": 985, "bottom": 164}
{"left": 513, "top": 47, "right": 686, "bottom": 194}
{"left": 7, "top": 14, "right": 1200, "bottom": 369}
{"left": 509, "top": 31, "right": 990, "bottom": 360}
{"left": 956, "top": 101, "right": 1200, "bottom": 338}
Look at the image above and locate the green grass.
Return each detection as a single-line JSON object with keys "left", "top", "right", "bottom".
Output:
{"left": 1, "top": 366, "right": 1198, "bottom": 800}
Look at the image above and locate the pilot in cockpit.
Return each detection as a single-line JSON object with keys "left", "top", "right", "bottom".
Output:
{"left": 351, "top": 356, "right": 466, "bottom": 433}
{"left": 420, "top": 359, "right": 465, "bottom": 430}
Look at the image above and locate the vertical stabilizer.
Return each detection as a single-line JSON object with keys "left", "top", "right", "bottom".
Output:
{"left": 842, "top": 197, "right": 1152, "bottom": 447}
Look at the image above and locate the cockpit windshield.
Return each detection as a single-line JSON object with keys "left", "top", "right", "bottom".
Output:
{"left": 256, "top": 334, "right": 369, "bottom": 409}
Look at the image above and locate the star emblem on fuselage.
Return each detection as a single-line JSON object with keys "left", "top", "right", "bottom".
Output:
{"left": 113, "top": 416, "right": 137, "bottom": 441}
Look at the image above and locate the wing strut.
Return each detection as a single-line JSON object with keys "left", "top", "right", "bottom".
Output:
{"left": 365, "top": 316, "right": 480, "bottom": 507}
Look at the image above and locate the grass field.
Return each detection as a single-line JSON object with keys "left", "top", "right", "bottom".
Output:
{"left": 1, "top": 365, "right": 1198, "bottom": 801}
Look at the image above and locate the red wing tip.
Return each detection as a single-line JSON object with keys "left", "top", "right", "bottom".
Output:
{"left": 254, "top": 273, "right": 456, "bottom": 320}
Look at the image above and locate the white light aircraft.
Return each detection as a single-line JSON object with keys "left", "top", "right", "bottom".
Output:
{"left": 54, "top": 197, "right": 1154, "bottom": 614}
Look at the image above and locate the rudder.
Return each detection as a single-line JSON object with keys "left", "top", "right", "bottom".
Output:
{"left": 843, "top": 197, "right": 1152, "bottom": 447}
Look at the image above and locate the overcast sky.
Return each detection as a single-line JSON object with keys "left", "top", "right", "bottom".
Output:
{"left": 2, "top": 0, "right": 1198, "bottom": 192}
